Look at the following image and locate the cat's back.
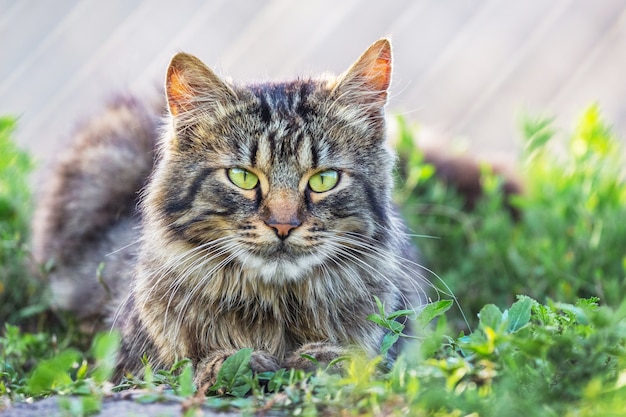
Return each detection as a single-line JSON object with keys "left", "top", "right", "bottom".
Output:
{"left": 32, "top": 96, "right": 160, "bottom": 322}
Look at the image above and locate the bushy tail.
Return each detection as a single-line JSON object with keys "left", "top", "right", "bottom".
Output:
{"left": 422, "top": 149, "right": 522, "bottom": 218}
{"left": 32, "top": 96, "right": 161, "bottom": 320}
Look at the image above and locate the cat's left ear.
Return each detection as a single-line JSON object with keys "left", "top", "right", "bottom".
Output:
{"left": 331, "top": 38, "right": 392, "bottom": 106}
{"left": 165, "top": 52, "right": 237, "bottom": 117}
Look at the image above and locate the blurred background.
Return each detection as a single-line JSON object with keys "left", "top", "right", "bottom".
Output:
{"left": 2, "top": 0, "right": 625, "bottom": 169}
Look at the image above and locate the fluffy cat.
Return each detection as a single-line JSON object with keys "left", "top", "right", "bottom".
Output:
{"left": 32, "top": 39, "right": 424, "bottom": 387}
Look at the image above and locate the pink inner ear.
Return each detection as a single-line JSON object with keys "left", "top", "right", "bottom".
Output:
{"left": 365, "top": 50, "right": 392, "bottom": 92}
{"left": 166, "top": 69, "right": 190, "bottom": 116}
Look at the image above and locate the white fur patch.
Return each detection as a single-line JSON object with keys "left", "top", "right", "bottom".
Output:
{"left": 239, "top": 251, "right": 327, "bottom": 283}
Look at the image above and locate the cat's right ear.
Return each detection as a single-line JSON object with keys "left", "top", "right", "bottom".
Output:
{"left": 331, "top": 38, "right": 392, "bottom": 107}
{"left": 166, "top": 52, "right": 236, "bottom": 117}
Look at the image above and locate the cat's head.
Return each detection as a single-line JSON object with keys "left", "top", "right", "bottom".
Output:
{"left": 147, "top": 39, "right": 399, "bottom": 283}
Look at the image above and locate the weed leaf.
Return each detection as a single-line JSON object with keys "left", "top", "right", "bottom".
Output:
{"left": 416, "top": 300, "right": 453, "bottom": 328}
{"left": 387, "top": 309, "right": 417, "bottom": 321}
{"left": 506, "top": 296, "right": 533, "bottom": 333}
{"left": 213, "top": 348, "right": 253, "bottom": 397}
{"left": 177, "top": 361, "right": 195, "bottom": 397}
{"left": 91, "top": 331, "right": 120, "bottom": 383}
{"left": 366, "top": 313, "right": 387, "bottom": 328}
{"left": 478, "top": 304, "right": 503, "bottom": 331}
{"left": 381, "top": 332, "right": 400, "bottom": 356}
{"left": 27, "top": 350, "right": 81, "bottom": 394}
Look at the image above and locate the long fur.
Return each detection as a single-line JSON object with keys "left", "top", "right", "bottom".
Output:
{"left": 33, "top": 39, "right": 425, "bottom": 386}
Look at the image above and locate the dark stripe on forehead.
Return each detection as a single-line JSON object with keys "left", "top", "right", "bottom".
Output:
{"left": 300, "top": 131, "right": 318, "bottom": 169}
{"left": 294, "top": 131, "right": 309, "bottom": 164}
{"left": 250, "top": 80, "right": 316, "bottom": 118}
{"left": 164, "top": 167, "right": 214, "bottom": 214}
{"left": 273, "top": 128, "right": 303, "bottom": 164}
{"left": 286, "top": 87, "right": 297, "bottom": 110}
{"left": 257, "top": 92, "right": 272, "bottom": 125}
{"left": 296, "top": 82, "right": 315, "bottom": 120}
{"left": 248, "top": 138, "right": 259, "bottom": 166}
{"left": 266, "top": 129, "right": 277, "bottom": 163}
{"left": 310, "top": 136, "right": 319, "bottom": 168}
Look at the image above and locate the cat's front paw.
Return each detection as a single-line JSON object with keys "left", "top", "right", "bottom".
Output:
{"left": 282, "top": 342, "right": 346, "bottom": 372}
{"left": 195, "top": 349, "right": 280, "bottom": 392}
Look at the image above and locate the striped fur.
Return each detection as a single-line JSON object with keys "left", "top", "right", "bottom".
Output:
{"left": 33, "top": 39, "right": 424, "bottom": 387}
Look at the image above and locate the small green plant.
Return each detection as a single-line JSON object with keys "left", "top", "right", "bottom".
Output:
{"left": 0, "top": 117, "right": 44, "bottom": 327}
{"left": 1, "top": 327, "right": 120, "bottom": 411}
{"left": 367, "top": 296, "right": 453, "bottom": 358}
{"left": 199, "top": 295, "right": 626, "bottom": 416}
{"left": 396, "top": 105, "right": 626, "bottom": 326}
{"left": 0, "top": 324, "right": 53, "bottom": 398}
{"left": 209, "top": 348, "right": 255, "bottom": 397}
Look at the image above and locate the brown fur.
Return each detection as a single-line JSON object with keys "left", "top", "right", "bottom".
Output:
{"left": 33, "top": 40, "right": 425, "bottom": 388}
{"left": 32, "top": 96, "right": 159, "bottom": 321}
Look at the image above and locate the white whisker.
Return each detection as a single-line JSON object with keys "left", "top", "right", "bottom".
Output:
{"left": 106, "top": 235, "right": 145, "bottom": 257}
{"left": 320, "top": 228, "right": 469, "bottom": 331}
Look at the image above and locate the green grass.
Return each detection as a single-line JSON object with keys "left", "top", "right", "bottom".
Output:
{"left": 0, "top": 116, "right": 38, "bottom": 325}
{"left": 1, "top": 106, "right": 626, "bottom": 416}
{"left": 396, "top": 104, "right": 626, "bottom": 326}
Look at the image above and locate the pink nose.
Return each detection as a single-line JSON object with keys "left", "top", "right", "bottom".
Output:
{"left": 266, "top": 221, "right": 300, "bottom": 239}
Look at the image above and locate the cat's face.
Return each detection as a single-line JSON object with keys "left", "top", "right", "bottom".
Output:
{"left": 149, "top": 40, "right": 395, "bottom": 282}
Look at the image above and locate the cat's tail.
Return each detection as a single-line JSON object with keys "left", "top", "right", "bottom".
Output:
{"left": 31, "top": 95, "right": 161, "bottom": 321}
{"left": 422, "top": 148, "right": 522, "bottom": 219}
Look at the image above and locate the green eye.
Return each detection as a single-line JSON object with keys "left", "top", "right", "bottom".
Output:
{"left": 228, "top": 168, "right": 259, "bottom": 190}
{"left": 308, "top": 169, "right": 339, "bottom": 193}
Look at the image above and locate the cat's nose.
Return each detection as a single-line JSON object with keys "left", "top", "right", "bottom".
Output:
{"left": 262, "top": 189, "right": 302, "bottom": 239}
{"left": 265, "top": 220, "right": 301, "bottom": 239}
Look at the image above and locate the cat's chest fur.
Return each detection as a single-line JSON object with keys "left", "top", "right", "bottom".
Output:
{"left": 131, "top": 236, "right": 385, "bottom": 364}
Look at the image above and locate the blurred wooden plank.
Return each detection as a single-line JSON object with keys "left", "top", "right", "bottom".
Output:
{"left": 16, "top": 0, "right": 211, "bottom": 152}
{"left": 384, "top": 0, "right": 492, "bottom": 96}
{"left": 451, "top": 0, "right": 626, "bottom": 153}
{"left": 547, "top": 4, "right": 626, "bottom": 132}
{"left": 291, "top": 0, "right": 418, "bottom": 77}
{"left": 402, "top": 0, "right": 565, "bottom": 139}
{"left": 0, "top": 0, "right": 82, "bottom": 81}
{"left": 129, "top": 0, "right": 269, "bottom": 89}
{"left": 0, "top": 0, "right": 21, "bottom": 22}
{"left": 16, "top": 0, "right": 272, "bottom": 155}
{"left": 0, "top": 0, "right": 144, "bottom": 143}
{"left": 2, "top": 1, "right": 625, "bottom": 165}
{"left": 219, "top": 0, "right": 352, "bottom": 78}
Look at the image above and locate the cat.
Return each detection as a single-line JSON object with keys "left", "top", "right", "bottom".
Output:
{"left": 32, "top": 39, "right": 426, "bottom": 388}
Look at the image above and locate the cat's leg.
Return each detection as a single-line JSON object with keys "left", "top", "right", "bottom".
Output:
{"left": 282, "top": 342, "right": 346, "bottom": 372}
{"left": 194, "top": 349, "right": 280, "bottom": 390}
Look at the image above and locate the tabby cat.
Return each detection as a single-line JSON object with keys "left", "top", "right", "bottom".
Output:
{"left": 32, "top": 39, "right": 424, "bottom": 387}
